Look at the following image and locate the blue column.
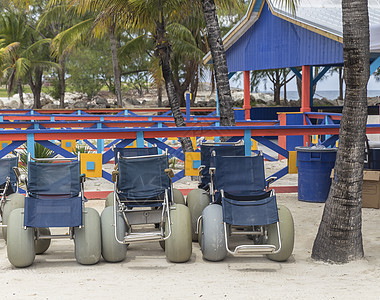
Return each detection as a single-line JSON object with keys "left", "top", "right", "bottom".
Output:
{"left": 97, "top": 122, "right": 104, "bottom": 153}
{"left": 136, "top": 131, "right": 144, "bottom": 148}
{"left": 157, "top": 122, "right": 163, "bottom": 154}
{"left": 27, "top": 133, "right": 35, "bottom": 159}
{"left": 244, "top": 129, "right": 251, "bottom": 156}
{"left": 186, "top": 92, "right": 191, "bottom": 122}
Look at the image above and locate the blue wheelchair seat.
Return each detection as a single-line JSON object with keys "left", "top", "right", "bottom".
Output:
{"left": 116, "top": 154, "right": 170, "bottom": 207}
{"left": 24, "top": 160, "right": 83, "bottom": 228}
{"left": 213, "top": 155, "right": 279, "bottom": 226}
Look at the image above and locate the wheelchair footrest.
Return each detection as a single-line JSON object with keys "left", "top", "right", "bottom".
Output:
{"left": 230, "top": 244, "right": 277, "bottom": 256}
{"left": 124, "top": 231, "right": 163, "bottom": 243}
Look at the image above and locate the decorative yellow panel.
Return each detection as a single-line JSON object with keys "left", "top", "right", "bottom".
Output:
{"left": 0, "top": 141, "right": 11, "bottom": 150}
{"left": 80, "top": 153, "right": 103, "bottom": 178}
{"left": 126, "top": 140, "right": 137, "bottom": 148}
{"left": 251, "top": 139, "right": 258, "bottom": 151}
{"left": 185, "top": 152, "right": 201, "bottom": 176}
{"left": 190, "top": 137, "right": 197, "bottom": 151}
{"left": 288, "top": 151, "right": 298, "bottom": 174}
{"left": 61, "top": 140, "right": 76, "bottom": 152}
{"left": 312, "top": 135, "right": 319, "bottom": 144}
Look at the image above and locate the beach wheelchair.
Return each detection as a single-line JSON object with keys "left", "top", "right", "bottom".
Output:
{"left": 101, "top": 149, "right": 191, "bottom": 263}
{"left": 0, "top": 155, "right": 25, "bottom": 240}
{"left": 186, "top": 142, "right": 245, "bottom": 240}
{"left": 7, "top": 155, "right": 101, "bottom": 267}
{"left": 199, "top": 153, "right": 294, "bottom": 262}
{"left": 105, "top": 146, "right": 185, "bottom": 207}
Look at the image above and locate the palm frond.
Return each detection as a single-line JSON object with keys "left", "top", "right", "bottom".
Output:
{"left": 118, "top": 34, "right": 151, "bottom": 61}
{"left": 51, "top": 18, "right": 94, "bottom": 57}
{"left": 37, "top": 4, "right": 73, "bottom": 31}
{"left": 14, "top": 57, "right": 31, "bottom": 80}
{"left": 167, "top": 23, "right": 197, "bottom": 46}
{"left": 22, "top": 39, "right": 52, "bottom": 59}
{"left": 0, "top": 42, "right": 20, "bottom": 60}
{"left": 273, "top": 0, "right": 299, "bottom": 15}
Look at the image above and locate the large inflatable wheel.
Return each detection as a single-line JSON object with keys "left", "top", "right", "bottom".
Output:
{"left": 35, "top": 228, "right": 51, "bottom": 255}
{"left": 172, "top": 188, "right": 185, "bottom": 205}
{"left": 101, "top": 206, "right": 127, "bottom": 262}
{"left": 7, "top": 208, "right": 35, "bottom": 268}
{"left": 74, "top": 207, "right": 101, "bottom": 265}
{"left": 266, "top": 205, "right": 294, "bottom": 262}
{"left": 2, "top": 193, "right": 25, "bottom": 241}
{"left": 105, "top": 192, "right": 114, "bottom": 208}
{"left": 201, "top": 204, "right": 227, "bottom": 262}
{"left": 186, "top": 189, "right": 210, "bottom": 241}
{"left": 165, "top": 204, "right": 192, "bottom": 263}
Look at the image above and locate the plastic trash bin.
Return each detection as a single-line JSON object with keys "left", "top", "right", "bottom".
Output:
{"left": 366, "top": 141, "right": 380, "bottom": 170}
{"left": 296, "top": 146, "right": 337, "bottom": 203}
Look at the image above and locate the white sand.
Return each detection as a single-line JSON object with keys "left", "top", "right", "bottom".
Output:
{"left": 1, "top": 161, "right": 379, "bottom": 299}
{"left": 0, "top": 195, "right": 380, "bottom": 299}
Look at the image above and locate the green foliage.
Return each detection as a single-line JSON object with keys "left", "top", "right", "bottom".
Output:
{"left": 19, "top": 142, "right": 55, "bottom": 172}
{"left": 169, "top": 157, "right": 178, "bottom": 169}
{"left": 44, "top": 74, "right": 62, "bottom": 100}
{"left": 71, "top": 144, "right": 89, "bottom": 156}
{"left": 66, "top": 39, "right": 113, "bottom": 99}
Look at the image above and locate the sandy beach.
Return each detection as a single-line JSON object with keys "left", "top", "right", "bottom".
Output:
{"left": 0, "top": 165, "right": 380, "bottom": 300}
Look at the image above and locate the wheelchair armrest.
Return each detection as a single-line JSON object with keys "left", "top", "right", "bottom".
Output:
{"left": 165, "top": 168, "right": 175, "bottom": 178}
{"left": 112, "top": 170, "right": 119, "bottom": 182}
{"left": 12, "top": 166, "right": 21, "bottom": 178}
{"left": 266, "top": 177, "right": 277, "bottom": 188}
{"left": 80, "top": 173, "right": 86, "bottom": 182}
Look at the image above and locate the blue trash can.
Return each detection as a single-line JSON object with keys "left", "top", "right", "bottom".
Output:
{"left": 296, "top": 146, "right": 337, "bottom": 203}
{"left": 366, "top": 141, "right": 380, "bottom": 170}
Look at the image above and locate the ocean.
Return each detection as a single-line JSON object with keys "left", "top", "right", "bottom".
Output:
{"left": 275, "top": 90, "right": 380, "bottom": 100}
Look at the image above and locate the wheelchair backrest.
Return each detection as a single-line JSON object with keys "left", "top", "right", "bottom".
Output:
{"left": 114, "top": 147, "right": 158, "bottom": 164}
{"left": 213, "top": 155, "right": 266, "bottom": 195}
{"left": 200, "top": 144, "right": 245, "bottom": 188}
{"left": 0, "top": 156, "right": 18, "bottom": 192}
{"left": 117, "top": 154, "right": 170, "bottom": 200}
{"left": 27, "top": 160, "right": 81, "bottom": 198}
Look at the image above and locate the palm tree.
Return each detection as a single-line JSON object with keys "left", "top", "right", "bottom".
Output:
{"left": 37, "top": 3, "right": 90, "bottom": 108}
{"left": 311, "top": 0, "right": 369, "bottom": 263}
{"left": 0, "top": 10, "right": 59, "bottom": 108}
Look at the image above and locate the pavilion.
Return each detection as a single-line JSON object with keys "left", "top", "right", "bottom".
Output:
{"left": 204, "top": 0, "right": 380, "bottom": 120}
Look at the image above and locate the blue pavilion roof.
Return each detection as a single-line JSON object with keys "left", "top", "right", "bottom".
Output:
{"left": 204, "top": 0, "right": 380, "bottom": 72}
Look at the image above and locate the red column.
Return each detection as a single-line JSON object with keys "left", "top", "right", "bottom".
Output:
{"left": 243, "top": 71, "right": 251, "bottom": 120}
{"left": 300, "top": 65, "right": 311, "bottom": 113}
{"left": 278, "top": 113, "right": 286, "bottom": 160}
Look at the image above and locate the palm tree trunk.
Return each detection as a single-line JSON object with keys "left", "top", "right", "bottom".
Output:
{"left": 58, "top": 57, "right": 66, "bottom": 109}
{"left": 109, "top": 26, "right": 123, "bottom": 108}
{"left": 155, "top": 4, "right": 193, "bottom": 153}
{"left": 157, "top": 81, "right": 163, "bottom": 107}
{"left": 29, "top": 69, "right": 43, "bottom": 109}
{"left": 201, "top": 0, "right": 235, "bottom": 127}
{"left": 17, "top": 80, "right": 24, "bottom": 109}
{"left": 311, "top": 0, "right": 369, "bottom": 263}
